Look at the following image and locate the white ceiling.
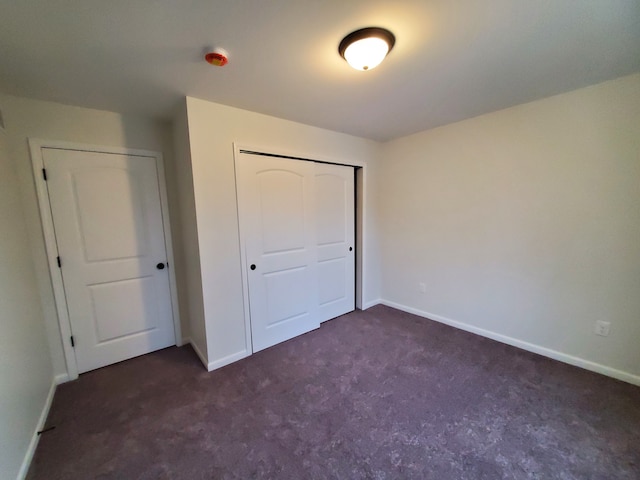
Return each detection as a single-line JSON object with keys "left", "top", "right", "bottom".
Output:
{"left": 1, "top": 1, "right": 638, "bottom": 141}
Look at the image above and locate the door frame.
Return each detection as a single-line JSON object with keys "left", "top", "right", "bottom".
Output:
{"left": 233, "top": 143, "right": 368, "bottom": 354}
{"left": 29, "top": 139, "right": 182, "bottom": 381}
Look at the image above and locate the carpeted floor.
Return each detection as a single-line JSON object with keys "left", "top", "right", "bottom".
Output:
{"left": 28, "top": 305, "right": 640, "bottom": 479}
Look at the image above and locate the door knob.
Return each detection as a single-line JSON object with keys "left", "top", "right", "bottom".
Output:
{"left": 156, "top": 262, "right": 166, "bottom": 270}
{"left": 250, "top": 264, "right": 256, "bottom": 270}
{"left": 349, "top": 247, "right": 353, "bottom": 251}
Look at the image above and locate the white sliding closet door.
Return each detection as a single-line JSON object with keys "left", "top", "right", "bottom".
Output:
{"left": 236, "top": 154, "right": 320, "bottom": 352}
{"left": 236, "top": 152, "right": 355, "bottom": 353}
{"left": 315, "top": 163, "right": 355, "bottom": 321}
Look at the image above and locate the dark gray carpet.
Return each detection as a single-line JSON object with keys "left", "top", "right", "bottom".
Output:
{"left": 28, "top": 305, "right": 640, "bottom": 479}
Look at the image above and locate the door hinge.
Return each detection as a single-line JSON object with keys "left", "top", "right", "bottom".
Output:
{"left": 56, "top": 256, "right": 61, "bottom": 268}
{"left": 70, "top": 336, "right": 75, "bottom": 347}
{"left": 42, "top": 168, "right": 48, "bottom": 181}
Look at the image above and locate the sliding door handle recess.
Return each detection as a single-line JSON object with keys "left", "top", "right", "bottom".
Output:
{"left": 250, "top": 264, "right": 256, "bottom": 270}
{"left": 156, "top": 263, "right": 166, "bottom": 270}
{"left": 349, "top": 247, "right": 353, "bottom": 251}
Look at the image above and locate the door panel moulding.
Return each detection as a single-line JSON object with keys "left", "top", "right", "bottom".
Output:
{"left": 29, "top": 139, "right": 182, "bottom": 381}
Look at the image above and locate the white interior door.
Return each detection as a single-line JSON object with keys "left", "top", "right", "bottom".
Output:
{"left": 236, "top": 152, "right": 356, "bottom": 353}
{"left": 315, "top": 163, "right": 355, "bottom": 321}
{"left": 237, "top": 153, "right": 319, "bottom": 352}
{"left": 43, "top": 148, "right": 175, "bottom": 373}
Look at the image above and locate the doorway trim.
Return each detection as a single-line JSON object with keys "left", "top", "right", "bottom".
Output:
{"left": 29, "top": 139, "right": 182, "bottom": 381}
{"left": 232, "top": 143, "right": 369, "bottom": 355}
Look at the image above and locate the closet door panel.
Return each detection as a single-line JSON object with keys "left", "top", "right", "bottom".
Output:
{"left": 236, "top": 153, "right": 319, "bottom": 352}
{"left": 315, "top": 163, "right": 355, "bottom": 321}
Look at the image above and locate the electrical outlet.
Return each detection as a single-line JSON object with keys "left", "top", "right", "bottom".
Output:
{"left": 594, "top": 320, "right": 611, "bottom": 337}
{"left": 419, "top": 282, "right": 426, "bottom": 294}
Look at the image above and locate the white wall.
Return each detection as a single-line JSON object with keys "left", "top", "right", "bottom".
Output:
{"left": 0, "top": 119, "right": 53, "bottom": 480}
{"left": 171, "top": 102, "right": 207, "bottom": 358}
{"left": 378, "top": 74, "right": 640, "bottom": 383}
{"left": 0, "top": 94, "right": 182, "bottom": 380}
{"left": 184, "top": 97, "right": 381, "bottom": 369}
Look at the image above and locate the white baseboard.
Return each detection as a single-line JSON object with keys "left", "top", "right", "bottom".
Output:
{"left": 362, "top": 299, "right": 381, "bottom": 310}
{"left": 188, "top": 339, "right": 250, "bottom": 372}
{"left": 379, "top": 299, "right": 640, "bottom": 387}
{"left": 188, "top": 339, "right": 208, "bottom": 370}
{"left": 17, "top": 378, "right": 57, "bottom": 480}
{"left": 54, "top": 373, "right": 70, "bottom": 385}
{"left": 207, "top": 349, "right": 250, "bottom": 371}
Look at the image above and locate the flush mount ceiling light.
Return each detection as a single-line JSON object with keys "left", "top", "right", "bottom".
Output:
{"left": 339, "top": 27, "right": 395, "bottom": 71}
